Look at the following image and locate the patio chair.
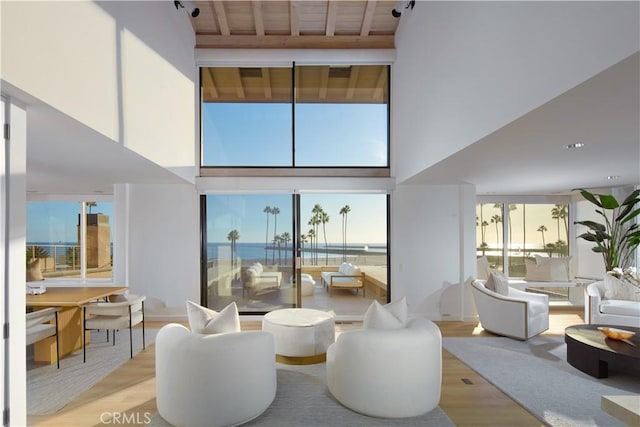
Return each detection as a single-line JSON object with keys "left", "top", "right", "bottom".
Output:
{"left": 26, "top": 307, "right": 60, "bottom": 369}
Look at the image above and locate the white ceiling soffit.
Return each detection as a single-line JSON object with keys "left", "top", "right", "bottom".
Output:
{"left": 26, "top": 102, "right": 190, "bottom": 195}
{"left": 404, "top": 52, "right": 640, "bottom": 195}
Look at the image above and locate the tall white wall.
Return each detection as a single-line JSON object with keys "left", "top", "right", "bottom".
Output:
{"left": 392, "top": 184, "right": 477, "bottom": 321}
{"left": 1, "top": 0, "right": 197, "bottom": 181}
{"left": 393, "top": 1, "right": 640, "bottom": 183}
{"left": 115, "top": 183, "right": 200, "bottom": 310}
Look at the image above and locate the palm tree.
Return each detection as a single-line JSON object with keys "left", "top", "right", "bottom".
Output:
{"left": 551, "top": 205, "right": 562, "bottom": 242}
{"left": 480, "top": 241, "right": 488, "bottom": 256}
{"left": 339, "top": 205, "right": 351, "bottom": 262}
{"left": 300, "top": 234, "right": 308, "bottom": 265}
{"left": 263, "top": 206, "right": 271, "bottom": 263}
{"left": 481, "top": 220, "right": 489, "bottom": 253}
{"left": 310, "top": 205, "right": 323, "bottom": 264}
{"left": 307, "top": 229, "right": 316, "bottom": 265}
{"left": 537, "top": 225, "right": 548, "bottom": 255}
{"left": 320, "top": 210, "right": 330, "bottom": 265}
{"left": 280, "top": 232, "right": 291, "bottom": 262}
{"left": 226, "top": 229, "right": 240, "bottom": 268}
{"left": 272, "top": 235, "right": 280, "bottom": 264}
{"left": 491, "top": 214, "right": 502, "bottom": 250}
{"left": 86, "top": 201, "right": 97, "bottom": 214}
{"left": 271, "top": 206, "right": 280, "bottom": 265}
{"left": 551, "top": 204, "right": 568, "bottom": 241}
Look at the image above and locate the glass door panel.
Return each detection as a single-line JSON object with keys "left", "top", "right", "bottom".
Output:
{"left": 205, "top": 194, "right": 295, "bottom": 313}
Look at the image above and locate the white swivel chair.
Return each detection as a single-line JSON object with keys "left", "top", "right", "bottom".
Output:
{"left": 471, "top": 279, "right": 549, "bottom": 340}
{"left": 326, "top": 317, "right": 442, "bottom": 418}
{"left": 82, "top": 295, "right": 146, "bottom": 362}
{"left": 155, "top": 323, "right": 277, "bottom": 427}
{"left": 26, "top": 307, "right": 60, "bottom": 369}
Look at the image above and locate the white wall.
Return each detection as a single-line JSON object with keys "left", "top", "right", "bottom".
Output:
{"left": 3, "top": 99, "right": 28, "bottom": 426}
{"left": 1, "top": 0, "right": 197, "bottom": 181}
{"left": 392, "top": 184, "right": 477, "bottom": 321}
{"left": 115, "top": 184, "right": 200, "bottom": 310}
{"left": 393, "top": 1, "right": 640, "bottom": 183}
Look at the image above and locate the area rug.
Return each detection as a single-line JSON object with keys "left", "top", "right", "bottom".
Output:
{"left": 27, "top": 328, "right": 157, "bottom": 415}
{"left": 150, "top": 362, "right": 454, "bottom": 427}
{"left": 442, "top": 336, "right": 640, "bottom": 427}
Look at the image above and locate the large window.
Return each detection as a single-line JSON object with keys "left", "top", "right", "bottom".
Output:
{"left": 200, "top": 64, "right": 389, "bottom": 168}
{"left": 27, "top": 201, "right": 113, "bottom": 281}
{"left": 476, "top": 201, "right": 569, "bottom": 276}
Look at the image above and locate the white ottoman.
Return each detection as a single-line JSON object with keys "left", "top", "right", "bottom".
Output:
{"left": 262, "top": 308, "right": 335, "bottom": 365}
{"left": 289, "top": 274, "right": 316, "bottom": 297}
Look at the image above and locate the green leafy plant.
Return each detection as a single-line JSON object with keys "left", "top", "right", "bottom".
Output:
{"left": 574, "top": 188, "right": 640, "bottom": 271}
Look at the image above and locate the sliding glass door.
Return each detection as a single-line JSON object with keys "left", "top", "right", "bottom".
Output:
{"left": 202, "top": 193, "right": 389, "bottom": 316}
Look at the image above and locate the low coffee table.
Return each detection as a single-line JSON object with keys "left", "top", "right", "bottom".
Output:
{"left": 262, "top": 308, "right": 335, "bottom": 365}
{"left": 565, "top": 324, "right": 640, "bottom": 378}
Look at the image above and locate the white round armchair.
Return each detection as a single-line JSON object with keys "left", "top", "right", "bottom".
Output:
{"left": 155, "top": 323, "right": 276, "bottom": 427}
{"left": 326, "top": 317, "right": 442, "bottom": 418}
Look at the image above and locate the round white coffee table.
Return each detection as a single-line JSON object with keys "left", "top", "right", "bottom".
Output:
{"left": 262, "top": 308, "right": 335, "bottom": 365}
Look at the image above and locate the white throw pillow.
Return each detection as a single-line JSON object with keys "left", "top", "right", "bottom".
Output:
{"left": 185, "top": 301, "right": 241, "bottom": 334}
{"left": 363, "top": 298, "right": 408, "bottom": 329}
{"left": 476, "top": 256, "right": 490, "bottom": 280}
{"left": 486, "top": 270, "right": 509, "bottom": 296}
{"left": 603, "top": 274, "right": 640, "bottom": 302}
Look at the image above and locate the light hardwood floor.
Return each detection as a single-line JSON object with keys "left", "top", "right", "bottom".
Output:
{"left": 27, "top": 307, "right": 584, "bottom": 427}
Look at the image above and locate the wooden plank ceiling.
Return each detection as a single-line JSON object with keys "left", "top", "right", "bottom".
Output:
{"left": 192, "top": 0, "right": 400, "bottom": 49}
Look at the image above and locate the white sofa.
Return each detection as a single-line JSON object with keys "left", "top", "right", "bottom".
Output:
{"left": 155, "top": 323, "right": 276, "bottom": 427}
{"left": 585, "top": 281, "right": 640, "bottom": 328}
{"left": 326, "top": 317, "right": 441, "bottom": 418}
{"left": 471, "top": 279, "right": 549, "bottom": 340}
{"left": 320, "top": 262, "right": 365, "bottom": 296}
{"left": 244, "top": 262, "right": 282, "bottom": 296}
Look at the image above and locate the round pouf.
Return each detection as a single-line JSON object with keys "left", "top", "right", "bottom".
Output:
{"left": 262, "top": 308, "right": 335, "bottom": 365}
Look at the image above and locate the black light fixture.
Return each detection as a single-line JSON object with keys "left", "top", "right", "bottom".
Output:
{"left": 174, "top": 0, "right": 200, "bottom": 18}
{"left": 392, "top": 0, "right": 415, "bottom": 18}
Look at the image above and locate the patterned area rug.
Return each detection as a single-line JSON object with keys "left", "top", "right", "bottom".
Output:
{"left": 27, "top": 328, "right": 157, "bottom": 415}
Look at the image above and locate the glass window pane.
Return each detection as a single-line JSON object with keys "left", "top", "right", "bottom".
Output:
{"left": 476, "top": 203, "right": 504, "bottom": 272}
{"left": 295, "top": 65, "right": 388, "bottom": 166}
{"left": 26, "top": 201, "right": 113, "bottom": 280}
{"left": 205, "top": 194, "right": 295, "bottom": 313}
{"left": 201, "top": 67, "right": 293, "bottom": 166}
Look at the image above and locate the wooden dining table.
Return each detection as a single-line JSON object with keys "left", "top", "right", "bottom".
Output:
{"left": 26, "top": 286, "right": 128, "bottom": 364}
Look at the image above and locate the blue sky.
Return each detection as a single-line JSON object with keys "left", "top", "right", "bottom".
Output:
{"left": 207, "top": 193, "right": 387, "bottom": 244}
{"left": 201, "top": 102, "right": 387, "bottom": 166}
{"left": 27, "top": 201, "right": 113, "bottom": 243}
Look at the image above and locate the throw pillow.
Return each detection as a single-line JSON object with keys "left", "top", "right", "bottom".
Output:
{"left": 476, "top": 256, "right": 490, "bottom": 280}
{"left": 26, "top": 258, "right": 44, "bottom": 281}
{"left": 108, "top": 293, "right": 128, "bottom": 302}
{"left": 486, "top": 270, "right": 509, "bottom": 296}
{"left": 524, "top": 258, "right": 551, "bottom": 281}
{"left": 185, "top": 300, "right": 241, "bottom": 334}
{"left": 603, "top": 274, "right": 640, "bottom": 302}
{"left": 363, "top": 298, "right": 408, "bottom": 329}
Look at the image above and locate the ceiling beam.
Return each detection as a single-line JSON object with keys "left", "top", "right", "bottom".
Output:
{"left": 346, "top": 66, "right": 360, "bottom": 99}
{"left": 202, "top": 68, "right": 219, "bottom": 99}
{"left": 326, "top": 1, "right": 337, "bottom": 36}
{"left": 319, "top": 66, "right": 330, "bottom": 99}
{"left": 196, "top": 34, "right": 394, "bottom": 49}
{"left": 360, "top": 0, "right": 376, "bottom": 37}
{"left": 213, "top": 1, "right": 230, "bottom": 36}
{"left": 252, "top": 1, "right": 265, "bottom": 36}
{"left": 290, "top": 2, "right": 300, "bottom": 36}
{"left": 262, "top": 67, "right": 272, "bottom": 99}
{"left": 233, "top": 69, "right": 245, "bottom": 99}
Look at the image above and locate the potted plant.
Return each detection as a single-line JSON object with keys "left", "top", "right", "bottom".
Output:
{"left": 574, "top": 188, "right": 640, "bottom": 272}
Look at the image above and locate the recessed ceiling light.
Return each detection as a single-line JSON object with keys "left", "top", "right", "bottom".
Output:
{"left": 564, "top": 143, "right": 585, "bottom": 149}
{"left": 606, "top": 175, "right": 621, "bottom": 180}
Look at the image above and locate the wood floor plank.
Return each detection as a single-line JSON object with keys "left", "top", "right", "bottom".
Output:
{"left": 27, "top": 308, "right": 584, "bottom": 426}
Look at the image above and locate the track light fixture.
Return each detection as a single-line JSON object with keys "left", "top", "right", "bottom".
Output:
{"left": 174, "top": 0, "right": 200, "bottom": 18}
{"left": 392, "top": 0, "right": 415, "bottom": 18}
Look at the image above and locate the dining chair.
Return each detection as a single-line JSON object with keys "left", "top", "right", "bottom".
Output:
{"left": 82, "top": 295, "right": 146, "bottom": 362}
{"left": 26, "top": 307, "right": 60, "bottom": 369}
